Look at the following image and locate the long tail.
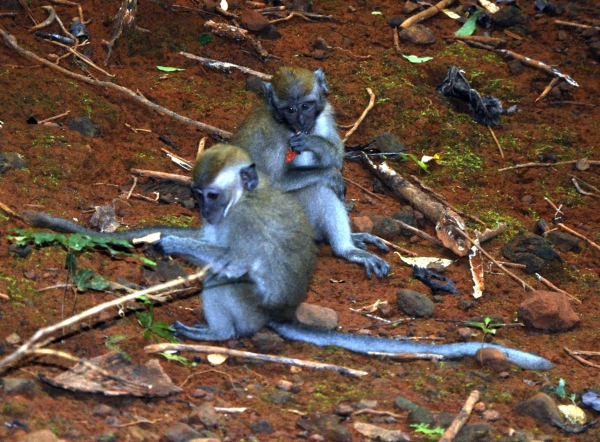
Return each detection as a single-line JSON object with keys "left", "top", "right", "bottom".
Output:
{"left": 269, "top": 322, "right": 554, "bottom": 371}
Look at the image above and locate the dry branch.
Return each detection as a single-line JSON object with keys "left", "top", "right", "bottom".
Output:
{"left": 0, "top": 28, "right": 233, "bottom": 139}
{"left": 342, "top": 88, "right": 375, "bottom": 144}
{"left": 564, "top": 347, "right": 600, "bottom": 369}
{"left": 498, "top": 159, "right": 599, "bottom": 172}
{"left": 179, "top": 52, "right": 272, "bottom": 80}
{"left": 130, "top": 168, "right": 192, "bottom": 185}
{"left": 439, "top": 390, "right": 480, "bottom": 442}
{"left": 361, "top": 154, "right": 469, "bottom": 256}
{"left": 400, "top": 0, "right": 456, "bottom": 29}
{"left": 555, "top": 20, "right": 600, "bottom": 31}
{"left": 145, "top": 343, "right": 368, "bottom": 378}
{"left": 104, "top": 0, "right": 139, "bottom": 66}
{"left": 204, "top": 20, "right": 269, "bottom": 58}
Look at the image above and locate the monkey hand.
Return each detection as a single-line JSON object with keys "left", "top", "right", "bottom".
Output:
{"left": 351, "top": 233, "right": 389, "bottom": 252}
{"left": 289, "top": 132, "right": 308, "bottom": 153}
{"left": 325, "top": 168, "right": 346, "bottom": 200}
{"left": 211, "top": 254, "right": 249, "bottom": 280}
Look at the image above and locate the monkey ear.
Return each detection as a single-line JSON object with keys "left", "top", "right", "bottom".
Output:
{"left": 240, "top": 164, "right": 259, "bottom": 191}
{"left": 262, "top": 82, "right": 276, "bottom": 109}
{"left": 314, "top": 68, "right": 329, "bottom": 95}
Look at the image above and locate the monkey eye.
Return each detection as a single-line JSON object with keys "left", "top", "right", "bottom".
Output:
{"left": 206, "top": 190, "right": 219, "bottom": 200}
{"left": 286, "top": 106, "right": 296, "bottom": 114}
{"left": 301, "top": 102, "right": 314, "bottom": 110}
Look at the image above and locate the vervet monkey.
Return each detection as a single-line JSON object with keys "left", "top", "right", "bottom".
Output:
{"left": 232, "top": 67, "right": 391, "bottom": 279}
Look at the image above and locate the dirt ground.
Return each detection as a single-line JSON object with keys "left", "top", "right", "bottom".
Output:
{"left": 0, "top": 0, "right": 599, "bottom": 441}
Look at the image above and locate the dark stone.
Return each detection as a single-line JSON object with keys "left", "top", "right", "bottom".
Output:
{"left": 398, "top": 24, "right": 436, "bottom": 45}
{"left": 368, "top": 132, "right": 406, "bottom": 156}
{"left": 313, "top": 49, "right": 330, "bottom": 60}
{"left": 260, "top": 25, "right": 282, "bottom": 39}
{"left": 314, "top": 37, "right": 330, "bottom": 50}
{"left": 393, "top": 396, "right": 420, "bottom": 412}
{"left": 0, "top": 152, "right": 27, "bottom": 174}
{"left": 492, "top": 6, "right": 530, "bottom": 28}
{"left": 387, "top": 16, "right": 404, "bottom": 28}
{"left": 518, "top": 290, "right": 580, "bottom": 331}
{"left": 545, "top": 231, "right": 581, "bottom": 253}
{"left": 507, "top": 59, "right": 524, "bottom": 76}
{"left": 267, "top": 389, "right": 292, "bottom": 404}
{"left": 68, "top": 117, "right": 101, "bottom": 137}
{"left": 141, "top": 259, "right": 188, "bottom": 285}
{"left": 240, "top": 9, "right": 269, "bottom": 32}
{"left": 396, "top": 289, "right": 434, "bottom": 317}
{"left": 407, "top": 406, "right": 434, "bottom": 426}
{"left": 252, "top": 332, "right": 285, "bottom": 353}
{"left": 515, "top": 392, "right": 565, "bottom": 425}
{"left": 250, "top": 419, "right": 274, "bottom": 434}
{"left": 163, "top": 422, "right": 203, "bottom": 442}
{"left": 454, "top": 423, "right": 491, "bottom": 442}
{"left": 1, "top": 378, "right": 37, "bottom": 396}
{"left": 8, "top": 244, "right": 32, "bottom": 258}
{"left": 501, "top": 231, "right": 562, "bottom": 274}
{"left": 371, "top": 216, "right": 401, "bottom": 238}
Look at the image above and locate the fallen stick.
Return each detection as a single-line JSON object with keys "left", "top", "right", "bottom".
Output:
{"left": 535, "top": 77, "right": 560, "bottom": 102}
{"left": 0, "top": 28, "right": 233, "bottom": 139}
{"left": 555, "top": 20, "right": 600, "bottom": 31}
{"left": 144, "top": 343, "right": 368, "bottom": 378}
{"left": 204, "top": 20, "right": 269, "bottom": 58}
{"left": 0, "top": 268, "right": 209, "bottom": 374}
{"left": 344, "top": 176, "right": 384, "bottom": 201}
{"left": 488, "top": 125, "right": 504, "bottom": 158}
{"left": 392, "top": 219, "right": 444, "bottom": 247}
{"left": 342, "top": 88, "right": 375, "bottom": 144}
{"left": 535, "top": 273, "right": 580, "bottom": 303}
{"left": 567, "top": 174, "right": 600, "bottom": 194}
{"left": 361, "top": 154, "right": 469, "bottom": 256}
{"left": 400, "top": 0, "right": 456, "bottom": 29}
{"left": 449, "top": 35, "right": 507, "bottom": 47}
{"left": 439, "top": 389, "right": 480, "bottom": 442}
{"left": 130, "top": 168, "right": 191, "bottom": 185}
{"left": 179, "top": 52, "right": 272, "bottom": 80}
{"left": 368, "top": 351, "right": 445, "bottom": 361}
{"left": 104, "top": 0, "right": 139, "bottom": 66}
{"left": 564, "top": 347, "right": 600, "bottom": 369}
{"left": 376, "top": 236, "right": 418, "bottom": 257}
{"left": 498, "top": 159, "right": 599, "bottom": 172}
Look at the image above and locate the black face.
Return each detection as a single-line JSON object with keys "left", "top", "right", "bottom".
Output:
{"left": 193, "top": 186, "right": 228, "bottom": 225}
{"left": 279, "top": 100, "right": 318, "bottom": 133}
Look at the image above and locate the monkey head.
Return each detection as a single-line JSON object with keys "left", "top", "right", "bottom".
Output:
{"left": 192, "top": 144, "right": 259, "bottom": 225}
{"left": 263, "top": 67, "right": 329, "bottom": 134}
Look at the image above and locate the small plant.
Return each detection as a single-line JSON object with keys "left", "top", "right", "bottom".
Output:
{"left": 466, "top": 317, "right": 503, "bottom": 338}
{"left": 410, "top": 423, "right": 445, "bottom": 439}
{"left": 159, "top": 351, "right": 197, "bottom": 367}
{"left": 105, "top": 334, "right": 131, "bottom": 360}
{"left": 133, "top": 295, "right": 178, "bottom": 343}
{"left": 555, "top": 378, "right": 567, "bottom": 398}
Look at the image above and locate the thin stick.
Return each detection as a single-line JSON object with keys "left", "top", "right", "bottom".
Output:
{"left": 535, "top": 77, "right": 560, "bottom": 102}
{"left": 392, "top": 219, "right": 444, "bottom": 247}
{"left": 47, "top": 39, "right": 115, "bottom": 77}
{"left": 566, "top": 349, "right": 600, "bottom": 357}
{"left": 342, "top": 88, "right": 375, "bottom": 144}
{"left": 351, "top": 408, "right": 404, "bottom": 419}
{"left": 498, "top": 160, "right": 600, "bottom": 172}
{"left": 555, "top": 20, "right": 600, "bottom": 31}
{"left": 179, "top": 52, "right": 272, "bottom": 81}
{"left": 144, "top": 343, "right": 368, "bottom": 378}
{"left": 556, "top": 223, "right": 600, "bottom": 253}
{"left": 37, "top": 110, "right": 70, "bottom": 124}
{"left": 535, "top": 273, "right": 580, "bottom": 303}
{"left": 393, "top": 27, "right": 402, "bottom": 54}
{"left": 487, "top": 125, "right": 504, "bottom": 158}
{"left": 567, "top": 174, "right": 600, "bottom": 194}
{"left": 269, "top": 11, "right": 312, "bottom": 24}
{"left": 439, "top": 389, "right": 480, "bottom": 442}
{"left": 0, "top": 29, "right": 233, "bottom": 139}
{"left": 376, "top": 236, "right": 418, "bottom": 257}
{"left": 130, "top": 168, "right": 191, "bottom": 185}
{"left": 400, "top": 0, "right": 456, "bottom": 29}
{"left": 0, "top": 268, "right": 209, "bottom": 374}
{"left": 564, "top": 347, "right": 600, "bottom": 369}
{"left": 453, "top": 228, "right": 535, "bottom": 291}
{"left": 344, "top": 177, "right": 384, "bottom": 201}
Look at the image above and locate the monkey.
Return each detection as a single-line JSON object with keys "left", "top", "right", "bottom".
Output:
{"left": 19, "top": 144, "right": 554, "bottom": 370}
{"left": 231, "top": 66, "right": 391, "bottom": 280}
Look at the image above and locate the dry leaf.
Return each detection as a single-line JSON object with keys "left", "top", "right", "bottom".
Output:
{"left": 207, "top": 353, "right": 228, "bottom": 365}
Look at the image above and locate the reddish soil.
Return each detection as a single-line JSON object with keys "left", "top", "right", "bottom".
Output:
{"left": 0, "top": 0, "right": 599, "bottom": 441}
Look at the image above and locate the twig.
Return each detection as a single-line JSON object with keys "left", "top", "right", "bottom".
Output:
{"left": 570, "top": 176, "right": 600, "bottom": 198}
{"left": 567, "top": 174, "right": 600, "bottom": 194}
{"left": 342, "top": 88, "right": 375, "bottom": 144}
{"left": 555, "top": 20, "right": 600, "bottom": 31}
{"left": 130, "top": 168, "right": 192, "bottom": 185}
{"left": 392, "top": 219, "right": 444, "bottom": 247}
{"left": 498, "top": 160, "right": 599, "bottom": 172}
{"left": 104, "top": 0, "right": 138, "bottom": 66}
{"left": 368, "top": 351, "right": 445, "bottom": 361}
{"left": 449, "top": 35, "right": 507, "bottom": 47}
{"left": 351, "top": 408, "right": 404, "bottom": 419}
{"left": 535, "top": 77, "right": 560, "bottom": 102}
{"left": 19, "top": 0, "right": 38, "bottom": 25}
{"left": 0, "top": 268, "right": 209, "bottom": 374}
{"left": 439, "top": 389, "right": 480, "bottom": 442}
{"left": 564, "top": 347, "right": 600, "bottom": 369}
{"left": 49, "top": 0, "right": 88, "bottom": 24}
{"left": 393, "top": 26, "right": 402, "bottom": 54}
{"left": 196, "top": 137, "right": 206, "bottom": 161}
{"left": 375, "top": 236, "right": 419, "bottom": 257}
{"left": 494, "top": 48, "right": 578, "bottom": 87}
{"left": 535, "top": 273, "right": 580, "bottom": 303}
{"left": 400, "top": 0, "right": 456, "bottom": 29}
{"left": 269, "top": 11, "right": 312, "bottom": 24}
{"left": 47, "top": 39, "right": 115, "bottom": 77}
{"left": 204, "top": 20, "right": 269, "bottom": 58}
{"left": 179, "top": 52, "right": 272, "bottom": 81}
{"left": 37, "top": 110, "right": 70, "bottom": 124}
{"left": 556, "top": 223, "right": 600, "bottom": 253}
{"left": 144, "top": 343, "right": 369, "bottom": 378}
{"left": 453, "top": 229, "right": 536, "bottom": 292}
{"left": 503, "top": 29, "right": 524, "bottom": 41}
{"left": 565, "top": 348, "right": 600, "bottom": 358}
{"left": 344, "top": 177, "right": 384, "bottom": 201}
{"left": 0, "top": 28, "right": 233, "bottom": 139}
{"left": 487, "top": 125, "right": 504, "bottom": 158}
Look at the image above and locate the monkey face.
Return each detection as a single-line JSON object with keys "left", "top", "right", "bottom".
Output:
{"left": 279, "top": 100, "right": 318, "bottom": 133}
{"left": 193, "top": 186, "right": 230, "bottom": 225}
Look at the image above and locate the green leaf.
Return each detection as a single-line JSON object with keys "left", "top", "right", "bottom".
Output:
{"left": 73, "top": 267, "right": 109, "bottom": 291}
{"left": 66, "top": 251, "right": 77, "bottom": 278}
{"left": 405, "top": 153, "right": 429, "bottom": 170}
{"left": 136, "top": 310, "right": 153, "bottom": 329}
{"left": 454, "top": 10, "right": 482, "bottom": 36}
{"left": 401, "top": 54, "right": 433, "bottom": 64}
{"left": 159, "top": 351, "right": 197, "bottom": 366}
{"left": 371, "top": 11, "right": 382, "bottom": 15}
{"left": 199, "top": 33, "right": 214, "bottom": 45}
{"left": 156, "top": 66, "right": 186, "bottom": 72}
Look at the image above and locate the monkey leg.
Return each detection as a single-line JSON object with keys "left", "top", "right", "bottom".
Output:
{"left": 292, "top": 186, "right": 391, "bottom": 279}
{"left": 172, "top": 282, "right": 269, "bottom": 341}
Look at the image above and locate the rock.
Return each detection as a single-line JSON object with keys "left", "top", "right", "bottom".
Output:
{"left": 1, "top": 378, "right": 36, "bottom": 396}
{"left": 5, "top": 332, "right": 21, "bottom": 345}
{"left": 20, "top": 429, "right": 61, "bottom": 442}
{"left": 557, "top": 30, "right": 568, "bottom": 41}
{"left": 402, "top": 0, "right": 421, "bottom": 15}
{"left": 518, "top": 290, "right": 580, "bottom": 331}
{"left": 295, "top": 302, "right": 338, "bottom": 330}
{"left": 369, "top": 132, "right": 405, "bottom": 155}
{"left": 483, "top": 410, "right": 500, "bottom": 421}
{"left": 314, "top": 37, "right": 330, "bottom": 50}
{"left": 475, "top": 347, "right": 510, "bottom": 373}
{"left": 141, "top": 259, "right": 188, "bottom": 285}
{"left": 240, "top": 9, "right": 269, "bottom": 32}
{"left": 502, "top": 231, "right": 561, "bottom": 274}
{"left": 335, "top": 403, "right": 354, "bottom": 416}
{"left": 164, "top": 423, "right": 203, "bottom": 442}
{"left": 454, "top": 422, "right": 491, "bottom": 442}
{"left": 407, "top": 406, "right": 434, "bottom": 426}
{"left": 492, "top": 6, "right": 530, "bottom": 28}
{"left": 387, "top": 16, "right": 404, "bottom": 28}
{"left": 515, "top": 392, "right": 565, "bottom": 425}
{"left": 351, "top": 216, "right": 374, "bottom": 233}
{"left": 68, "top": 117, "right": 101, "bottom": 137}
{"left": 93, "top": 404, "right": 117, "bottom": 416}
{"left": 276, "top": 379, "right": 293, "bottom": 391}
{"left": 354, "top": 422, "right": 410, "bottom": 442}
{"left": 189, "top": 402, "right": 218, "bottom": 428}
{"left": 507, "top": 59, "right": 524, "bottom": 76}
{"left": 250, "top": 419, "right": 274, "bottom": 434}
{"left": 457, "top": 327, "right": 474, "bottom": 341}
{"left": 357, "top": 399, "right": 378, "bottom": 409}
{"left": 313, "top": 49, "right": 330, "bottom": 60}
{"left": 0, "top": 152, "right": 27, "bottom": 174}
{"left": 251, "top": 332, "right": 285, "bottom": 353}
{"left": 393, "top": 396, "right": 420, "bottom": 412}
{"left": 8, "top": 243, "right": 32, "bottom": 258}
{"left": 398, "top": 24, "right": 436, "bottom": 45}
{"left": 267, "top": 389, "right": 291, "bottom": 404}
{"left": 260, "top": 24, "right": 281, "bottom": 39}
{"left": 371, "top": 216, "right": 401, "bottom": 238}
{"left": 297, "top": 413, "right": 351, "bottom": 442}
{"left": 545, "top": 231, "right": 581, "bottom": 253}
{"left": 396, "top": 289, "right": 434, "bottom": 317}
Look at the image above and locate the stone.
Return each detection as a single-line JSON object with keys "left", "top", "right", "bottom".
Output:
{"left": 0, "top": 152, "right": 27, "bottom": 174}
{"left": 397, "top": 289, "right": 434, "bottom": 317}
{"left": 502, "top": 231, "right": 561, "bottom": 274}
{"left": 407, "top": 406, "right": 434, "bottom": 426}
{"left": 492, "top": 6, "right": 530, "bottom": 28}
{"left": 163, "top": 423, "right": 203, "bottom": 442}
{"left": 251, "top": 332, "right": 285, "bottom": 353}
{"left": 518, "top": 290, "right": 580, "bottom": 331}
{"left": 507, "top": 59, "right": 524, "bottom": 76}
{"left": 393, "top": 396, "right": 420, "bottom": 412}
{"left": 295, "top": 302, "right": 338, "bottom": 330}
{"left": 454, "top": 423, "right": 490, "bottom": 442}
{"left": 351, "top": 216, "right": 374, "bottom": 233}
{"left": 398, "top": 24, "right": 436, "bottom": 45}
{"left": 475, "top": 347, "right": 510, "bottom": 373}
{"left": 189, "top": 402, "right": 218, "bottom": 428}
{"left": 1, "top": 378, "right": 36, "bottom": 396}
{"left": 545, "top": 231, "right": 581, "bottom": 253}
{"left": 20, "top": 429, "right": 60, "bottom": 442}
{"left": 482, "top": 410, "right": 500, "bottom": 421}
{"left": 250, "top": 419, "right": 274, "bottom": 434}
{"left": 313, "top": 49, "right": 330, "bottom": 60}
{"left": 68, "top": 117, "right": 101, "bottom": 137}
{"left": 515, "top": 392, "right": 565, "bottom": 425}
{"left": 240, "top": 9, "right": 269, "bottom": 32}
{"left": 267, "top": 389, "right": 291, "bottom": 404}
{"left": 371, "top": 216, "right": 401, "bottom": 238}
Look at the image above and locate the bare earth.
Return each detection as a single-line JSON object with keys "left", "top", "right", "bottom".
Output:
{"left": 0, "top": 0, "right": 599, "bottom": 441}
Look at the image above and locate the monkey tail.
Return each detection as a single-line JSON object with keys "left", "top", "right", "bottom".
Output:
{"left": 268, "top": 322, "right": 554, "bottom": 371}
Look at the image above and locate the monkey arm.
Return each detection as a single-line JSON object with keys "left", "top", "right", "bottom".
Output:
{"left": 279, "top": 167, "right": 345, "bottom": 200}
{"left": 289, "top": 134, "right": 344, "bottom": 170}
{"left": 157, "top": 235, "right": 234, "bottom": 270}
{"left": 269, "top": 322, "right": 555, "bottom": 371}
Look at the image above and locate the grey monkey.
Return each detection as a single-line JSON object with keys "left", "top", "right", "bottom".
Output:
{"left": 231, "top": 66, "right": 391, "bottom": 279}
